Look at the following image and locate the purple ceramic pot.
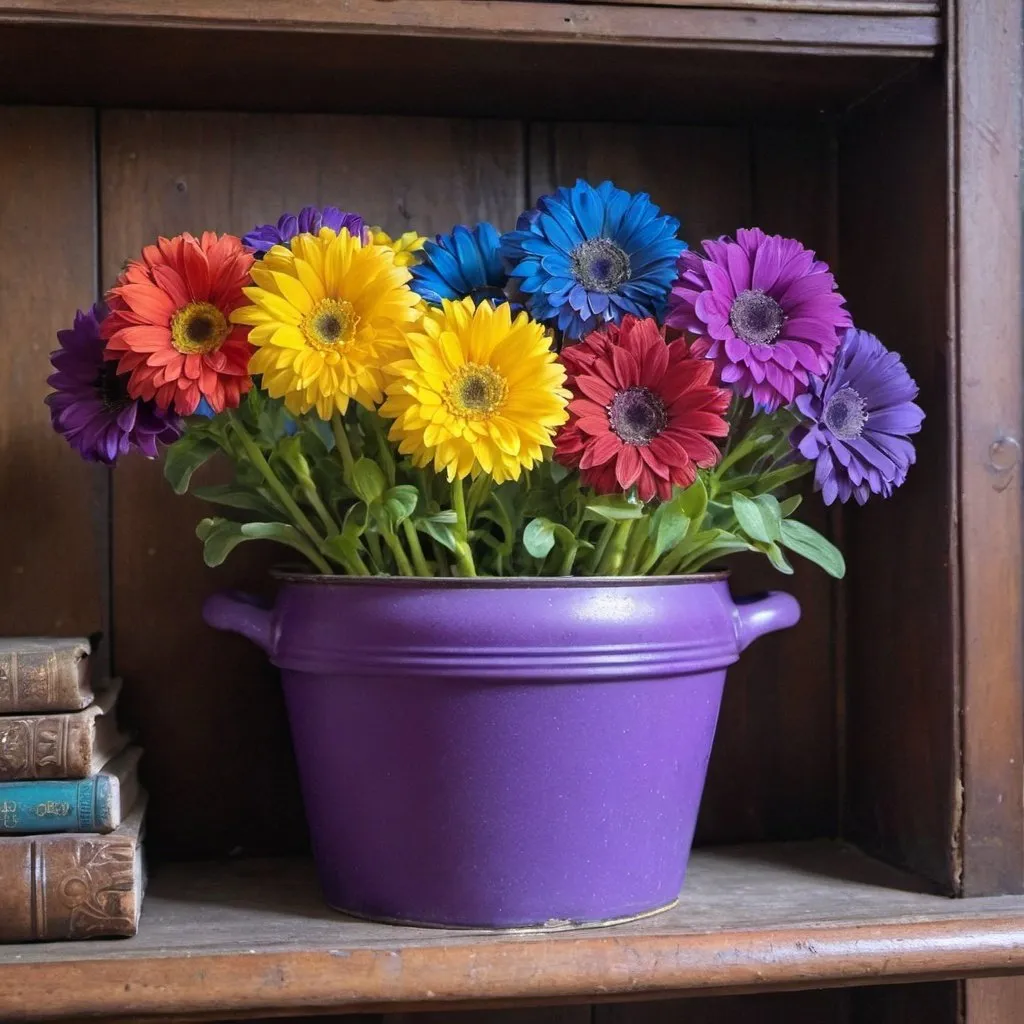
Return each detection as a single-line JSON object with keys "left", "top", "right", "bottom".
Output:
{"left": 204, "top": 574, "right": 798, "bottom": 930}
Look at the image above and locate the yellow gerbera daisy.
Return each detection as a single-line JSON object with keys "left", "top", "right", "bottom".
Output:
{"left": 369, "top": 227, "right": 426, "bottom": 267}
{"left": 380, "top": 297, "right": 571, "bottom": 482}
{"left": 230, "top": 227, "right": 420, "bottom": 419}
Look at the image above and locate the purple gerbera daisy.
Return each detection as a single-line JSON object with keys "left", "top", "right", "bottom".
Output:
{"left": 790, "top": 328, "right": 924, "bottom": 505}
{"left": 666, "top": 227, "right": 851, "bottom": 412}
{"left": 45, "top": 304, "right": 183, "bottom": 466}
{"left": 242, "top": 205, "right": 367, "bottom": 255}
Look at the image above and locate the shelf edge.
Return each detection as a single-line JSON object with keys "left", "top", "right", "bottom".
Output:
{"left": 3, "top": 912, "right": 1024, "bottom": 1021}
{"left": 0, "top": 1, "right": 942, "bottom": 56}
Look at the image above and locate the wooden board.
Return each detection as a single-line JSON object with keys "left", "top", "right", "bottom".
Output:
{"left": 529, "top": 122, "right": 838, "bottom": 846}
{"left": 966, "top": 978, "right": 1024, "bottom": 1024}
{"left": 0, "top": 1, "right": 942, "bottom": 56}
{"left": 2, "top": 844, "right": 1023, "bottom": 1021}
{"left": 0, "top": 108, "right": 104, "bottom": 642}
{"left": 953, "top": 0, "right": 1024, "bottom": 898}
{"left": 100, "top": 110, "right": 526, "bottom": 860}
{"left": 837, "top": 69, "right": 958, "bottom": 892}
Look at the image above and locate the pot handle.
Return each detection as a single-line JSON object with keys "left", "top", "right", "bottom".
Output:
{"left": 203, "top": 591, "right": 276, "bottom": 655}
{"left": 733, "top": 591, "right": 801, "bottom": 651}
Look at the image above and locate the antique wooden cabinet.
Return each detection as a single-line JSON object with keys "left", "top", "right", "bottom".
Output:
{"left": 0, "top": 0, "right": 1021, "bottom": 1021}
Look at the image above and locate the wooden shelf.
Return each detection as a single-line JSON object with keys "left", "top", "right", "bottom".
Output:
{"left": 0, "top": 0, "right": 940, "bottom": 56}
{"left": 4, "top": 843, "right": 1024, "bottom": 1021}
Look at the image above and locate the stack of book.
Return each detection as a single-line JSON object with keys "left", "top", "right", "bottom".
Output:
{"left": 0, "top": 638, "right": 146, "bottom": 942}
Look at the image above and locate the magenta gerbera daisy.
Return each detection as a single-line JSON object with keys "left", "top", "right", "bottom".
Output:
{"left": 665, "top": 227, "right": 851, "bottom": 412}
{"left": 555, "top": 316, "right": 730, "bottom": 502}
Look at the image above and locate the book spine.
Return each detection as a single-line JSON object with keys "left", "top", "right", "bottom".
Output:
{"left": 0, "top": 648, "right": 88, "bottom": 714}
{"left": 0, "top": 830, "right": 139, "bottom": 941}
{"left": 0, "top": 777, "right": 113, "bottom": 834}
{"left": 0, "top": 715, "right": 90, "bottom": 781}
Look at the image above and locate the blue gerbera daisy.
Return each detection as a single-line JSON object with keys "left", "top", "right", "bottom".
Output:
{"left": 410, "top": 223, "right": 508, "bottom": 306}
{"left": 499, "top": 180, "right": 686, "bottom": 340}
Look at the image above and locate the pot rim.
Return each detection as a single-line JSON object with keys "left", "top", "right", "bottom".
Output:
{"left": 270, "top": 567, "right": 729, "bottom": 587}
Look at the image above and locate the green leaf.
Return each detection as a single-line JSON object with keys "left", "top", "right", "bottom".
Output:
{"left": 192, "top": 483, "right": 282, "bottom": 517}
{"left": 648, "top": 494, "right": 692, "bottom": 560}
{"left": 164, "top": 435, "right": 221, "bottom": 495}
{"left": 322, "top": 531, "right": 363, "bottom": 567}
{"left": 732, "top": 491, "right": 782, "bottom": 543}
{"left": 273, "top": 434, "right": 314, "bottom": 486}
{"left": 585, "top": 494, "right": 645, "bottom": 522}
{"left": 523, "top": 517, "right": 557, "bottom": 559}
{"left": 676, "top": 477, "right": 709, "bottom": 525}
{"left": 426, "top": 509, "right": 458, "bottom": 525}
{"left": 418, "top": 517, "right": 458, "bottom": 553}
{"left": 351, "top": 457, "right": 386, "bottom": 504}
{"left": 195, "top": 518, "right": 317, "bottom": 568}
{"left": 779, "top": 494, "right": 803, "bottom": 518}
{"left": 383, "top": 485, "right": 419, "bottom": 527}
{"left": 753, "top": 539, "right": 794, "bottom": 575}
{"left": 779, "top": 519, "right": 846, "bottom": 579}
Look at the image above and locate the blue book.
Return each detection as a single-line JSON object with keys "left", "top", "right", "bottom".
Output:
{"left": 0, "top": 746, "right": 141, "bottom": 834}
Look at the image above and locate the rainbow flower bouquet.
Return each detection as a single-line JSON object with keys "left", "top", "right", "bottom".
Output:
{"left": 44, "top": 179, "right": 929, "bottom": 930}
{"left": 47, "top": 181, "right": 924, "bottom": 581}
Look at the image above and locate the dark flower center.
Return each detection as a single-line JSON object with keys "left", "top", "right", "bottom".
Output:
{"left": 315, "top": 313, "right": 343, "bottom": 342}
{"left": 729, "top": 289, "right": 785, "bottom": 346}
{"left": 95, "top": 362, "right": 130, "bottom": 412}
{"left": 608, "top": 386, "right": 667, "bottom": 446}
{"left": 824, "top": 386, "right": 868, "bottom": 440}
{"left": 301, "top": 298, "right": 359, "bottom": 351}
{"left": 171, "top": 301, "right": 230, "bottom": 355}
{"left": 570, "top": 238, "right": 631, "bottom": 294}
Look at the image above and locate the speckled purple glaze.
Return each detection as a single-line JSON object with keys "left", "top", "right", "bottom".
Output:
{"left": 204, "top": 575, "right": 799, "bottom": 929}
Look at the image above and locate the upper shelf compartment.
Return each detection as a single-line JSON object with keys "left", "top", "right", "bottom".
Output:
{"left": 0, "top": 0, "right": 942, "bottom": 120}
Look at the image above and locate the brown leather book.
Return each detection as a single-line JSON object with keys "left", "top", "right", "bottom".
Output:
{"left": 0, "top": 679, "right": 129, "bottom": 781}
{"left": 0, "top": 794, "right": 146, "bottom": 942}
{"left": 0, "top": 637, "right": 93, "bottom": 714}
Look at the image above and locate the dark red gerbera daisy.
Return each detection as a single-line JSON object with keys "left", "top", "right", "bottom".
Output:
{"left": 555, "top": 316, "right": 730, "bottom": 501}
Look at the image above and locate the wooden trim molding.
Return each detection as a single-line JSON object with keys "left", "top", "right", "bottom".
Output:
{"left": 953, "top": 0, "right": 1024, "bottom": 896}
{"left": 0, "top": 0, "right": 942, "bottom": 55}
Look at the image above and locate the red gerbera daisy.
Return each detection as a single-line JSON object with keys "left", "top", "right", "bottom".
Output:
{"left": 102, "top": 232, "right": 255, "bottom": 416}
{"left": 555, "top": 316, "right": 730, "bottom": 501}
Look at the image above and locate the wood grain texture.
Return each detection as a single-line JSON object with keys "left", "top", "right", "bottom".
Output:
{"left": 954, "top": 0, "right": 1024, "bottom": 897}
{"left": 838, "top": 70, "right": 957, "bottom": 892}
{"left": 1, "top": 845, "right": 1023, "bottom": 1020}
{"left": 0, "top": 108, "right": 104, "bottom": 640}
{"left": 0, "top": 1, "right": 942, "bottom": 55}
{"left": 966, "top": 978, "right": 1024, "bottom": 1024}
{"left": 530, "top": 122, "right": 837, "bottom": 846}
{"left": 100, "top": 110, "right": 525, "bottom": 860}
{"left": 0, "top": 26, "right": 919, "bottom": 126}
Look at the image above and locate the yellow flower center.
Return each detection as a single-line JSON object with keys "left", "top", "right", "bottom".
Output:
{"left": 170, "top": 301, "right": 230, "bottom": 355}
{"left": 302, "top": 298, "right": 359, "bottom": 351}
{"left": 443, "top": 363, "right": 508, "bottom": 420}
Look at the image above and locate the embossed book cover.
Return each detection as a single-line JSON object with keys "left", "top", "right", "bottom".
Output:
{"left": 0, "top": 794, "right": 146, "bottom": 942}
{"left": 0, "top": 637, "right": 93, "bottom": 714}
{"left": 0, "top": 746, "right": 141, "bottom": 833}
{"left": 0, "top": 679, "right": 129, "bottom": 781}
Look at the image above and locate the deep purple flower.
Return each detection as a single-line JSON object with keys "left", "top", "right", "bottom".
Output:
{"left": 791, "top": 328, "right": 924, "bottom": 505}
{"left": 242, "top": 206, "right": 367, "bottom": 255}
{"left": 666, "top": 227, "right": 851, "bottom": 412}
{"left": 45, "top": 304, "right": 183, "bottom": 466}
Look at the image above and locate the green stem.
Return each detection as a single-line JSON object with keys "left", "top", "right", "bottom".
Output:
{"left": 365, "top": 531, "right": 385, "bottom": 572}
{"left": 430, "top": 536, "right": 451, "bottom": 576}
{"left": 558, "top": 542, "right": 578, "bottom": 576}
{"left": 402, "top": 519, "right": 432, "bottom": 576}
{"left": 451, "top": 478, "right": 477, "bottom": 577}
{"left": 300, "top": 483, "right": 340, "bottom": 536}
{"left": 368, "top": 414, "right": 396, "bottom": 487}
{"left": 382, "top": 529, "right": 415, "bottom": 577}
{"left": 597, "top": 521, "right": 633, "bottom": 575}
{"left": 587, "top": 522, "right": 616, "bottom": 574}
{"left": 288, "top": 536, "right": 334, "bottom": 575}
{"left": 228, "top": 415, "right": 324, "bottom": 549}
{"left": 331, "top": 413, "right": 356, "bottom": 483}
{"left": 621, "top": 521, "right": 650, "bottom": 576}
